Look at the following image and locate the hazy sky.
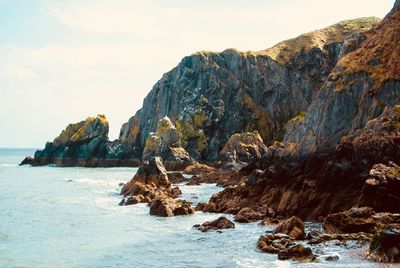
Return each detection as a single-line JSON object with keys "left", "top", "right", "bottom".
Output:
{"left": 0, "top": 0, "right": 395, "bottom": 148}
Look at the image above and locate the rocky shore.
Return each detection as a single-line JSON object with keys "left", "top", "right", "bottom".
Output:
{"left": 21, "top": 0, "right": 400, "bottom": 265}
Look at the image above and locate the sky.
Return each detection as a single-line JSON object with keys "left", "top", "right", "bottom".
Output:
{"left": 0, "top": 0, "right": 395, "bottom": 148}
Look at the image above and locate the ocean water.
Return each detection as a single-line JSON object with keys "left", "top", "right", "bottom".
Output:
{"left": 0, "top": 149, "right": 391, "bottom": 268}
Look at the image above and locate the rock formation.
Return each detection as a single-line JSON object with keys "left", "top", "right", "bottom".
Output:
{"left": 20, "top": 115, "right": 140, "bottom": 167}
{"left": 142, "top": 117, "right": 192, "bottom": 170}
{"left": 120, "top": 18, "right": 379, "bottom": 162}
{"left": 193, "top": 216, "right": 235, "bottom": 232}
{"left": 120, "top": 157, "right": 194, "bottom": 217}
{"left": 219, "top": 131, "right": 268, "bottom": 165}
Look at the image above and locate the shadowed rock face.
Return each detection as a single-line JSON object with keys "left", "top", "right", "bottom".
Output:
{"left": 119, "top": 18, "right": 378, "bottom": 161}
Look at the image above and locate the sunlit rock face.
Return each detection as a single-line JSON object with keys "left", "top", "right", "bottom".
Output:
{"left": 119, "top": 18, "right": 379, "bottom": 161}
{"left": 21, "top": 115, "right": 140, "bottom": 167}
{"left": 283, "top": 7, "right": 400, "bottom": 157}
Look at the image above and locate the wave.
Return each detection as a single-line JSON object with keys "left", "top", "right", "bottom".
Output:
{"left": 0, "top": 163, "right": 17, "bottom": 167}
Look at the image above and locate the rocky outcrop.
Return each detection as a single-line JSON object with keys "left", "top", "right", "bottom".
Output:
{"left": 120, "top": 18, "right": 378, "bottom": 162}
{"left": 219, "top": 131, "right": 268, "bottom": 164}
{"left": 193, "top": 216, "right": 235, "bottom": 232}
{"left": 142, "top": 117, "right": 192, "bottom": 170}
{"left": 120, "top": 157, "right": 194, "bottom": 217}
{"left": 20, "top": 115, "right": 141, "bottom": 167}
{"left": 323, "top": 207, "right": 400, "bottom": 234}
{"left": 368, "top": 223, "right": 400, "bottom": 263}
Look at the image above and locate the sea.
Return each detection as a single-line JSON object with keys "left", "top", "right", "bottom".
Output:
{"left": 0, "top": 149, "right": 391, "bottom": 268}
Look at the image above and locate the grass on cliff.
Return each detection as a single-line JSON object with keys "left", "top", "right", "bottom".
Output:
{"left": 262, "top": 17, "right": 380, "bottom": 66}
{"left": 338, "top": 9, "right": 400, "bottom": 94}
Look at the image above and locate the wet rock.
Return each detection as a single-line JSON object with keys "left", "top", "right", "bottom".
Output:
{"left": 234, "top": 207, "right": 264, "bottom": 223}
{"left": 121, "top": 157, "right": 194, "bottom": 216}
{"left": 273, "top": 216, "right": 306, "bottom": 240}
{"left": 307, "top": 232, "right": 373, "bottom": 245}
{"left": 368, "top": 224, "right": 400, "bottom": 263}
{"left": 258, "top": 233, "right": 316, "bottom": 262}
{"left": 193, "top": 217, "right": 235, "bottom": 232}
{"left": 119, "top": 195, "right": 141, "bottom": 206}
{"left": 149, "top": 199, "right": 174, "bottom": 217}
{"left": 278, "top": 244, "right": 316, "bottom": 262}
{"left": 325, "top": 254, "right": 340, "bottom": 261}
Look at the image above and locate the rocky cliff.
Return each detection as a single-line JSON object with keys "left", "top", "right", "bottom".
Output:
{"left": 283, "top": 5, "right": 400, "bottom": 157}
{"left": 120, "top": 17, "right": 379, "bottom": 161}
{"left": 200, "top": 2, "right": 400, "bottom": 219}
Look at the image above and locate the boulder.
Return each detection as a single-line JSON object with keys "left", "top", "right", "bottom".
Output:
{"left": 368, "top": 224, "right": 400, "bottom": 263}
{"left": 149, "top": 198, "right": 174, "bottom": 217}
{"left": 273, "top": 216, "right": 306, "bottom": 240}
{"left": 278, "top": 245, "right": 316, "bottom": 262}
{"left": 193, "top": 217, "right": 235, "bottom": 232}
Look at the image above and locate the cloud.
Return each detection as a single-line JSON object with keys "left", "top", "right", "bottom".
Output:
{"left": 0, "top": 0, "right": 395, "bottom": 147}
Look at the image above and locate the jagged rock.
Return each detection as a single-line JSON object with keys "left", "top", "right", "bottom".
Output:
{"left": 368, "top": 224, "right": 400, "bottom": 263}
{"left": 120, "top": 18, "right": 377, "bottom": 162}
{"left": 220, "top": 131, "right": 268, "bottom": 163}
{"left": 120, "top": 157, "right": 194, "bottom": 217}
{"left": 273, "top": 216, "right": 306, "bottom": 240}
{"left": 193, "top": 216, "right": 235, "bottom": 232}
{"left": 283, "top": 8, "right": 400, "bottom": 158}
{"left": 202, "top": 104, "right": 400, "bottom": 220}
{"left": 20, "top": 115, "right": 140, "bottom": 167}
{"left": 323, "top": 207, "right": 400, "bottom": 234}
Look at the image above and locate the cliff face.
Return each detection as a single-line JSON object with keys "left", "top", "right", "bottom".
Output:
{"left": 283, "top": 7, "right": 400, "bottom": 157}
{"left": 120, "top": 18, "right": 379, "bottom": 161}
{"left": 202, "top": 2, "right": 400, "bottom": 219}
